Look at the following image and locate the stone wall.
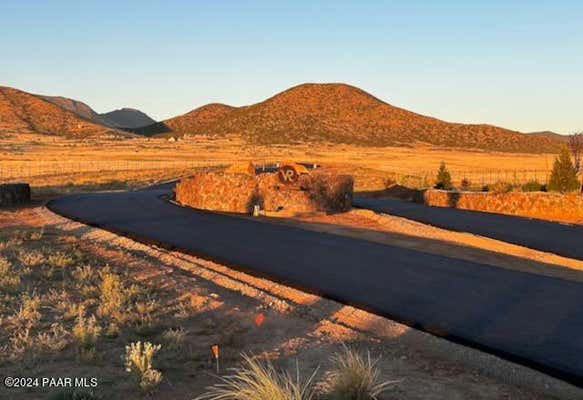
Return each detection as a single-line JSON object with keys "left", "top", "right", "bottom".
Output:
{"left": 175, "top": 171, "right": 353, "bottom": 214}
{"left": 175, "top": 173, "right": 258, "bottom": 213}
{"left": 0, "top": 183, "right": 31, "bottom": 207}
{"left": 419, "top": 189, "right": 583, "bottom": 224}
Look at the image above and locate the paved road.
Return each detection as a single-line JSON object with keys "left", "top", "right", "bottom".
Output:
{"left": 355, "top": 197, "right": 583, "bottom": 261}
{"left": 48, "top": 187, "right": 583, "bottom": 386}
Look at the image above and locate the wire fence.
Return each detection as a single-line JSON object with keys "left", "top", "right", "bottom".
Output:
{"left": 0, "top": 160, "right": 235, "bottom": 182}
{"left": 0, "top": 159, "right": 551, "bottom": 188}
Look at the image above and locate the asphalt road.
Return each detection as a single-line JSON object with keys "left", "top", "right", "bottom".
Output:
{"left": 48, "top": 186, "right": 583, "bottom": 386}
{"left": 354, "top": 197, "right": 583, "bottom": 261}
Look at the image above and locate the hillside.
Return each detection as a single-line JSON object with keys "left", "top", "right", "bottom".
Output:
{"left": 43, "top": 96, "right": 155, "bottom": 129}
{"left": 102, "top": 108, "right": 156, "bottom": 129}
{"left": 134, "top": 103, "right": 235, "bottom": 136}
{"left": 141, "top": 83, "right": 559, "bottom": 152}
{"left": 527, "top": 131, "right": 569, "bottom": 142}
{"left": 0, "top": 86, "right": 129, "bottom": 138}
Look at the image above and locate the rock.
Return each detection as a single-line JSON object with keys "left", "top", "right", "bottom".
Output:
{"left": 224, "top": 161, "right": 256, "bottom": 176}
{"left": 0, "top": 183, "right": 31, "bottom": 207}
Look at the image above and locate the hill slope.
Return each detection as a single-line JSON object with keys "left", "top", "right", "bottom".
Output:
{"left": 101, "top": 108, "right": 156, "bottom": 129}
{"left": 0, "top": 86, "right": 130, "bottom": 138}
{"left": 206, "top": 83, "right": 560, "bottom": 152}
{"left": 134, "top": 103, "right": 236, "bottom": 136}
{"left": 42, "top": 96, "right": 155, "bottom": 129}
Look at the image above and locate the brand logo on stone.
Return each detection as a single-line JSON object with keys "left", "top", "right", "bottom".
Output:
{"left": 278, "top": 165, "right": 299, "bottom": 184}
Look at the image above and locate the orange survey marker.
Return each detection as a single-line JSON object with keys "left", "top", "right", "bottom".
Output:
{"left": 254, "top": 313, "right": 266, "bottom": 327}
{"left": 211, "top": 344, "right": 220, "bottom": 373}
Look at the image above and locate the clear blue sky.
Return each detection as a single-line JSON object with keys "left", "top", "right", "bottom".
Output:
{"left": 1, "top": 1, "right": 581, "bottom": 133}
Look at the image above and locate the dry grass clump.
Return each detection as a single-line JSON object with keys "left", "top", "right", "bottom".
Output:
{"left": 124, "top": 341, "right": 163, "bottom": 392}
{"left": 196, "top": 354, "right": 318, "bottom": 400}
{"left": 161, "top": 327, "right": 186, "bottom": 349}
{"left": 323, "top": 346, "right": 397, "bottom": 400}
{"left": 17, "top": 249, "right": 45, "bottom": 267}
{"left": 0, "top": 256, "right": 21, "bottom": 291}
{"left": 72, "top": 310, "right": 101, "bottom": 359}
{"left": 12, "top": 294, "right": 41, "bottom": 329}
{"left": 97, "top": 271, "right": 127, "bottom": 319}
{"left": 36, "top": 322, "right": 69, "bottom": 353}
{"left": 47, "top": 251, "right": 76, "bottom": 268}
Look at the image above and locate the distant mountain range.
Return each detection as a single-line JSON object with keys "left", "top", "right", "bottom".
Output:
{"left": 41, "top": 96, "right": 155, "bottom": 129}
{"left": 0, "top": 83, "right": 567, "bottom": 153}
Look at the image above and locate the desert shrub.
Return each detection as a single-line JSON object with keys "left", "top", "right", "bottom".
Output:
{"left": 72, "top": 310, "right": 101, "bottom": 358}
{"left": 460, "top": 178, "right": 471, "bottom": 190}
{"left": 124, "top": 341, "right": 163, "bottom": 392}
{"left": 434, "top": 162, "right": 452, "bottom": 190}
{"left": 72, "top": 265, "right": 95, "bottom": 282}
{"left": 195, "top": 354, "right": 318, "bottom": 400}
{"left": 36, "top": 323, "right": 69, "bottom": 352}
{"left": 161, "top": 327, "right": 186, "bottom": 349}
{"left": 324, "top": 346, "right": 396, "bottom": 400}
{"left": 521, "top": 180, "right": 546, "bottom": 192}
{"left": 489, "top": 181, "right": 513, "bottom": 194}
{"left": 13, "top": 294, "right": 41, "bottom": 328}
{"left": 0, "top": 257, "right": 20, "bottom": 291}
{"left": 97, "top": 272, "right": 127, "bottom": 318}
{"left": 47, "top": 251, "right": 75, "bottom": 268}
{"left": 548, "top": 147, "right": 580, "bottom": 193}
{"left": 17, "top": 250, "right": 45, "bottom": 267}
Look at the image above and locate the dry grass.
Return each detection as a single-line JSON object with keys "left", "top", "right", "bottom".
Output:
{"left": 323, "top": 346, "right": 397, "bottom": 400}
{"left": 195, "top": 354, "right": 318, "bottom": 400}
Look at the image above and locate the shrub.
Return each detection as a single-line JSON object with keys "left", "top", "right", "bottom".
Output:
{"left": 13, "top": 294, "right": 41, "bottom": 328}
{"left": 195, "top": 354, "right": 318, "bottom": 400}
{"left": 97, "top": 272, "right": 127, "bottom": 318}
{"left": 17, "top": 250, "right": 45, "bottom": 267}
{"left": 548, "top": 147, "right": 580, "bottom": 193}
{"left": 489, "top": 181, "right": 513, "bottom": 194}
{"left": 324, "top": 345, "right": 397, "bottom": 400}
{"left": 0, "top": 257, "right": 20, "bottom": 291}
{"left": 72, "top": 310, "right": 101, "bottom": 357}
{"left": 460, "top": 178, "right": 471, "bottom": 190}
{"left": 47, "top": 251, "right": 75, "bottom": 268}
{"left": 124, "top": 341, "right": 163, "bottom": 392}
{"left": 161, "top": 327, "right": 186, "bottom": 350}
{"left": 434, "top": 162, "right": 452, "bottom": 190}
{"left": 521, "top": 180, "right": 546, "bottom": 192}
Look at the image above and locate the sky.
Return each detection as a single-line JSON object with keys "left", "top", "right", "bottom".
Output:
{"left": 1, "top": 1, "right": 582, "bottom": 134}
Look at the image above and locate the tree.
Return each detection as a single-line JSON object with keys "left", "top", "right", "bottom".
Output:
{"left": 435, "top": 161, "right": 452, "bottom": 190}
{"left": 547, "top": 147, "right": 580, "bottom": 193}
{"left": 568, "top": 132, "right": 582, "bottom": 173}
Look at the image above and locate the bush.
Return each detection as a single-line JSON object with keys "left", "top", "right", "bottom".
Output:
{"left": 548, "top": 147, "right": 580, "bottom": 193}
{"left": 72, "top": 310, "right": 101, "bottom": 356}
{"left": 434, "top": 162, "right": 452, "bottom": 190}
{"left": 124, "top": 341, "right": 163, "bottom": 392}
{"left": 521, "top": 180, "right": 546, "bottom": 192}
{"left": 324, "top": 345, "right": 396, "bottom": 400}
{"left": 489, "top": 181, "right": 513, "bottom": 194}
{"left": 460, "top": 178, "right": 471, "bottom": 190}
{"left": 195, "top": 354, "right": 317, "bottom": 400}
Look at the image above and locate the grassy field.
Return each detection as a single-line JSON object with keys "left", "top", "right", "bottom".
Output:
{"left": 0, "top": 133, "right": 557, "bottom": 193}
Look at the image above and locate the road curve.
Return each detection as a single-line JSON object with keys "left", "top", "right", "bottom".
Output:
{"left": 354, "top": 197, "right": 583, "bottom": 261}
{"left": 48, "top": 186, "right": 583, "bottom": 387}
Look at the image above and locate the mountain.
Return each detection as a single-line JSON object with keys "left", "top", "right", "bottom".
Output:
{"left": 101, "top": 108, "right": 156, "bottom": 129}
{"left": 133, "top": 103, "right": 236, "bottom": 136}
{"left": 143, "top": 83, "right": 561, "bottom": 153}
{"left": 0, "top": 86, "right": 128, "bottom": 138}
{"left": 527, "top": 131, "right": 569, "bottom": 142}
{"left": 42, "top": 96, "right": 155, "bottom": 129}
